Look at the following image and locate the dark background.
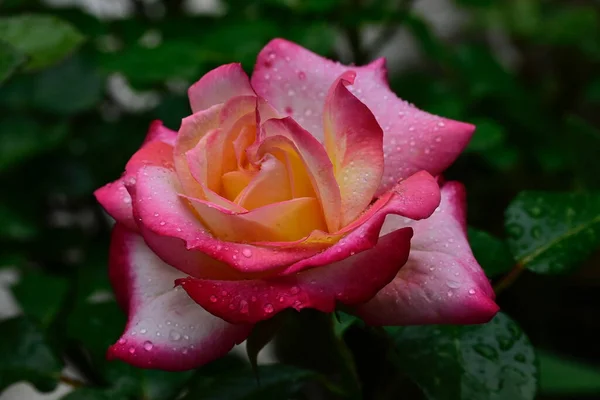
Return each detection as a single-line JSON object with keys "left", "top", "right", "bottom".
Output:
{"left": 0, "top": 0, "right": 599, "bottom": 399}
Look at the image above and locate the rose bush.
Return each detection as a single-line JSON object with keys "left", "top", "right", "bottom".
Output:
{"left": 95, "top": 39, "right": 498, "bottom": 371}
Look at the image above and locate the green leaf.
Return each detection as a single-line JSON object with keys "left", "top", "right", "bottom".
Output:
{"left": 60, "top": 388, "right": 126, "bottom": 400}
{"left": 98, "top": 41, "right": 205, "bottom": 84}
{"left": 0, "top": 317, "right": 63, "bottom": 393}
{"left": 504, "top": 192, "right": 600, "bottom": 274}
{"left": 466, "top": 119, "right": 506, "bottom": 153}
{"left": 0, "top": 116, "right": 68, "bottom": 172}
{"left": 184, "top": 362, "right": 326, "bottom": 400}
{"left": 0, "top": 14, "right": 84, "bottom": 70}
{"left": 246, "top": 313, "right": 287, "bottom": 381}
{"left": 332, "top": 311, "right": 361, "bottom": 338}
{"left": 385, "top": 312, "right": 537, "bottom": 400}
{"left": 12, "top": 272, "right": 69, "bottom": 329}
{"left": 32, "top": 55, "right": 104, "bottom": 114}
{"left": 0, "top": 201, "right": 38, "bottom": 240}
{"left": 538, "top": 350, "right": 600, "bottom": 395}
{"left": 0, "top": 41, "right": 24, "bottom": 83}
{"left": 565, "top": 115, "right": 600, "bottom": 189}
{"left": 139, "top": 370, "right": 194, "bottom": 400}
{"left": 468, "top": 228, "right": 515, "bottom": 278}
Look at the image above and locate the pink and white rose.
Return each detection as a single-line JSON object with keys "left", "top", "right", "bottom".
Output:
{"left": 95, "top": 39, "right": 498, "bottom": 371}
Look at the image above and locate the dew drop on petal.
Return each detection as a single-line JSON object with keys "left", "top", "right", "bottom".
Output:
{"left": 143, "top": 341, "right": 153, "bottom": 351}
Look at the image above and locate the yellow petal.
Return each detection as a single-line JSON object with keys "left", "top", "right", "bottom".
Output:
{"left": 185, "top": 196, "right": 327, "bottom": 242}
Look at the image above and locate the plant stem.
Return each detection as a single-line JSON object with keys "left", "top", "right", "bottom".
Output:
{"left": 59, "top": 375, "right": 86, "bottom": 388}
{"left": 493, "top": 263, "right": 525, "bottom": 295}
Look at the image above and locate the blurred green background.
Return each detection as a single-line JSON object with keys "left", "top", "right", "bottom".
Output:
{"left": 0, "top": 0, "right": 599, "bottom": 399}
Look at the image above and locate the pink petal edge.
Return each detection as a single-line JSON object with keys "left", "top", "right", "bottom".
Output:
{"left": 107, "top": 224, "right": 251, "bottom": 371}
{"left": 251, "top": 38, "right": 475, "bottom": 194}
{"left": 355, "top": 181, "right": 499, "bottom": 325}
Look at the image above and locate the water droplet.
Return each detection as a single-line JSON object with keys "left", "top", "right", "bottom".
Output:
{"left": 154, "top": 212, "right": 159, "bottom": 217}
{"left": 264, "top": 303, "right": 274, "bottom": 313}
{"left": 220, "top": 290, "right": 228, "bottom": 296}
{"left": 239, "top": 300, "right": 249, "bottom": 314}
{"left": 143, "top": 341, "right": 153, "bottom": 351}
{"left": 290, "top": 286, "right": 299, "bottom": 294}
{"left": 170, "top": 330, "right": 181, "bottom": 341}
{"left": 506, "top": 223, "right": 524, "bottom": 239}
{"left": 123, "top": 197, "right": 131, "bottom": 204}
{"left": 209, "top": 295, "right": 217, "bottom": 303}
{"left": 228, "top": 303, "right": 236, "bottom": 310}
{"left": 159, "top": 221, "right": 166, "bottom": 226}
{"left": 514, "top": 353, "right": 526, "bottom": 362}
{"left": 530, "top": 226, "right": 542, "bottom": 239}
{"left": 182, "top": 347, "right": 189, "bottom": 355}
{"left": 128, "top": 347, "right": 136, "bottom": 354}
{"left": 468, "top": 289, "right": 476, "bottom": 295}
{"left": 140, "top": 328, "right": 147, "bottom": 334}
{"left": 287, "top": 89, "right": 295, "bottom": 96}
{"left": 118, "top": 338, "right": 127, "bottom": 345}
{"left": 447, "top": 280, "right": 461, "bottom": 289}
{"left": 298, "top": 71, "right": 306, "bottom": 80}
{"left": 242, "top": 249, "right": 252, "bottom": 258}
{"left": 474, "top": 343, "right": 498, "bottom": 361}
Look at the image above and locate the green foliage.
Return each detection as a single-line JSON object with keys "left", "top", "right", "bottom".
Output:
{"left": 0, "top": 14, "right": 84, "bottom": 70}
{"left": 183, "top": 360, "right": 331, "bottom": 400}
{"left": 385, "top": 313, "right": 537, "bottom": 400}
{"left": 0, "top": 116, "right": 68, "bottom": 172}
{"left": 468, "top": 228, "right": 514, "bottom": 278}
{"left": 538, "top": 350, "right": 600, "bottom": 396}
{"left": 505, "top": 192, "right": 600, "bottom": 274}
{"left": 11, "top": 271, "right": 69, "bottom": 329}
{"left": 0, "top": 317, "right": 63, "bottom": 393}
{"left": 0, "top": 41, "right": 24, "bottom": 84}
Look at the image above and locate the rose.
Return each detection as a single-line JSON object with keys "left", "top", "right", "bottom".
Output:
{"left": 95, "top": 39, "right": 498, "bottom": 371}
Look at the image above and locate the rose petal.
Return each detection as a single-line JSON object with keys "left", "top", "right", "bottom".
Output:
{"left": 177, "top": 226, "right": 413, "bottom": 324}
{"left": 107, "top": 224, "right": 251, "bottom": 371}
{"left": 142, "top": 120, "right": 177, "bottom": 147}
{"left": 174, "top": 104, "right": 223, "bottom": 199}
{"left": 323, "top": 72, "right": 384, "bottom": 226}
{"left": 276, "top": 170, "right": 441, "bottom": 275}
{"left": 95, "top": 140, "right": 174, "bottom": 231}
{"left": 188, "top": 63, "right": 255, "bottom": 113}
{"left": 235, "top": 154, "right": 291, "bottom": 209}
{"left": 355, "top": 181, "right": 499, "bottom": 325}
{"left": 258, "top": 117, "right": 342, "bottom": 232}
{"left": 252, "top": 39, "right": 475, "bottom": 194}
{"left": 129, "top": 165, "right": 324, "bottom": 274}
{"left": 184, "top": 195, "right": 327, "bottom": 243}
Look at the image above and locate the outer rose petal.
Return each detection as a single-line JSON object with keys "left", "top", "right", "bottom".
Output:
{"left": 177, "top": 227, "right": 413, "bottom": 324}
{"left": 129, "top": 165, "right": 325, "bottom": 274}
{"left": 252, "top": 39, "right": 475, "bottom": 194}
{"left": 355, "top": 182, "right": 499, "bottom": 325}
{"left": 323, "top": 72, "right": 384, "bottom": 226}
{"left": 107, "top": 224, "right": 251, "bottom": 371}
{"left": 142, "top": 120, "right": 177, "bottom": 147}
{"left": 188, "top": 63, "right": 255, "bottom": 113}
{"left": 94, "top": 140, "right": 174, "bottom": 231}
